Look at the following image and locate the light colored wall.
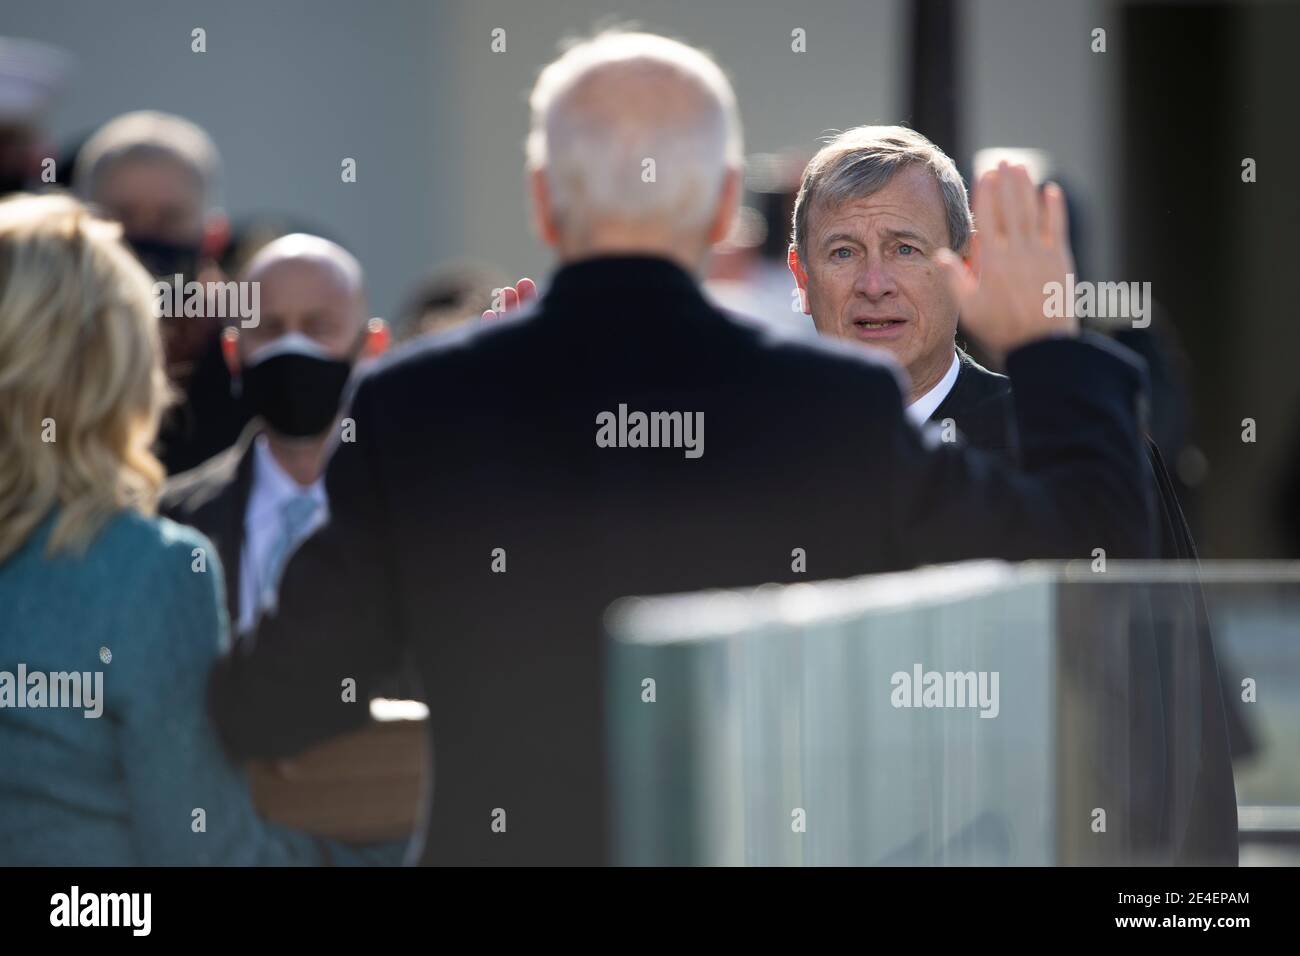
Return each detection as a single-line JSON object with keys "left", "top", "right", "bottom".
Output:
{"left": 967, "top": 0, "right": 1118, "bottom": 281}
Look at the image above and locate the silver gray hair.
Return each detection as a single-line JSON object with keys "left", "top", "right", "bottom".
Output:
{"left": 73, "top": 110, "right": 221, "bottom": 208}
{"left": 791, "top": 125, "right": 971, "bottom": 261}
{"left": 526, "top": 30, "right": 743, "bottom": 237}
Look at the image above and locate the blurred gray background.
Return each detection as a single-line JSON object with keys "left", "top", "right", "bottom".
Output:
{"left": 6, "top": 0, "right": 1116, "bottom": 319}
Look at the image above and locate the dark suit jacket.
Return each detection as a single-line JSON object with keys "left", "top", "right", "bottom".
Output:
{"left": 159, "top": 424, "right": 260, "bottom": 630}
{"left": 932, "top": 349, "right": 1016, "bottom": 456}
{"left": 929, "top": 351, "right": 1238, "bottom": 865}
{"left": 208, "top": 256, "right": 1154, "bottom": 865}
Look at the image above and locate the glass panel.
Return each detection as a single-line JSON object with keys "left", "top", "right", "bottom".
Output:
{"left": 606, "top": 561, "right": 1300, "bottom": 865}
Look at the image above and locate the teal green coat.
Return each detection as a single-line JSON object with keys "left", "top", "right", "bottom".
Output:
{"left": 0, "top": 508, "right": 400, "bottom": 865}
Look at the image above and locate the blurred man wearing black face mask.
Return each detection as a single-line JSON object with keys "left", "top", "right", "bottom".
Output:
{"left": 73, "top": 110, "right": 246, "bottom": 473}
{"left": 162, "top": 234, "right": 388, "bottom": 636}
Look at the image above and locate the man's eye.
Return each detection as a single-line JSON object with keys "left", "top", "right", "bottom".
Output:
{"left": 831, "top": 247, "right": 852, "bottom": 260}
{"left": 898, "top": 243, "right": 916, "bottom": 256}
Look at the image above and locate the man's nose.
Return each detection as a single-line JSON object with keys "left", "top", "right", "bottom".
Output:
{"left": 853, "top": 257, "right": 897, "bottom": 300}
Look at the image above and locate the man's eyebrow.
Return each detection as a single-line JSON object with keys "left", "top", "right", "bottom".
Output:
{"left": 882, "top": 228, "right": 931, "bottom": 245}
{"left": 819, "top": 231, "right": 865, "bottom": 249}
{"left": 819, "top": 228, "right": 933, "bottom": 249}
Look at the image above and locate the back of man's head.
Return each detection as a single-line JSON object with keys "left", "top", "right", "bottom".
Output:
{"left": 527, "top": 30, "right": 743, "bottom": 259}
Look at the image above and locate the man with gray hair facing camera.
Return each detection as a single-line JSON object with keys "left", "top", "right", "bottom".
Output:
{"left": 790, "top": 125, "right": 1236, "bottom": 865}
{"left": 210, "top": 31, "right": 1153, "bottom": 865}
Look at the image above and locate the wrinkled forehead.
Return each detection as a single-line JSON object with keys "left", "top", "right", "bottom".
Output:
{"left": 809, "top": 165, "right": 950, "bottom": 243}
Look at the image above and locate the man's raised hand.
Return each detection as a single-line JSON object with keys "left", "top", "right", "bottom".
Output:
{"left": 936, "top": 161, "right": 1077, "bottom": 361}
{"left": 482, "top": 278, "right": 538, "bottom": 321}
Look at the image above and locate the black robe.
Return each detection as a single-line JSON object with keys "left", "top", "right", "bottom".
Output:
{"left": 932, "top": 349, "right": 1239, "bottom": 865}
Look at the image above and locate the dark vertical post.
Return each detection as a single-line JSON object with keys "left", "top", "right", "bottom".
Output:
{"left": 907, "top": 0, "right": 963, "bottom": 170}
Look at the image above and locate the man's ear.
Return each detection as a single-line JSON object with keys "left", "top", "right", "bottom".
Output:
{"left": 529, "top": 168, "right": 561, "bottom": 248}
{"left": 961, "top": 234, "right": 980, "bottom": 279}
{"left": 363, "top": 317, "right": 391, "bottom": 358}
{"left": 707, "top": 167, "right": 742, "bottom": 246}
{"left": 788, "top": 245, "right": 812, "bottom": 315}
{"left": 220, "top": 326, "right": 240, "bottom": 376}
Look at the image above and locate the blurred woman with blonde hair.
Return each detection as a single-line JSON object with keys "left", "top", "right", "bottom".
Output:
{"left": 0, "top": 194, "right": 396, "bottom": 864}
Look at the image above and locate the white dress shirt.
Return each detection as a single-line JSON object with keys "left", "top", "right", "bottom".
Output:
{"left": 905, "top": 350, "right": 961, "bottom": 427}
{"left": 237, "top": 436, "right": 328, "bottom": 636}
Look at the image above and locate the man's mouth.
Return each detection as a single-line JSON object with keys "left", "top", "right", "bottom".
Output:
{"left": 850, "top": 317, "right": 907, "bottom": 337}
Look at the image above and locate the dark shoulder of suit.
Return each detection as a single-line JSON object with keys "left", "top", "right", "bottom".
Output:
{"left": 930, "top": 350, "right": 1016, "bottom": 455}
{"left": 158, "top": 430, "right": 258, "bottom": 627}
{"left": 159, "top": 432, "right": 254, "bottom": 530}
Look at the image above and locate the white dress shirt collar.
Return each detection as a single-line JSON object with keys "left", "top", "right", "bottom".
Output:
{"left": 905, "top": 350, "right": 961, "bottom": 426}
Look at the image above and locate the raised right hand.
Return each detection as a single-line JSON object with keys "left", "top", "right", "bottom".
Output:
{"left": 482, "top": 277, "right": 538, "bottom": 321}
{"left": 936, "top": 162, "right": 1077, "bottom": 362}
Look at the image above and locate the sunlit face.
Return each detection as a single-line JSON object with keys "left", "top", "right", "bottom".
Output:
{"left": 792, "top": 165, "right": 962, "bottom": 395}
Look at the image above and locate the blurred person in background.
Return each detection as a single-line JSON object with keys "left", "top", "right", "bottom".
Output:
{"left": 789, "top": 125, "right": 1237, "bottom": 864}
{"left": 0, "top": 37, "right": 69, "bottom": 199}
{"left": 209, "top": 30, "right": 1153, "bottom": 865}
{"left": 398, "top": 260, "right": 507, "bottom": 340}
{"left": 162, "top": 234, "right": 388, "bottom": 638}
{"left": 705, "top": 151, "right": 811, "bottom": 334}
{"left": 73, "top": 110, "right": 249, "bottom": 475}
{"left": 0, "top": 194, "right": 395, "bottom": 865}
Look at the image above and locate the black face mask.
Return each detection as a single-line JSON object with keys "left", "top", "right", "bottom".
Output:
{"left": 239, "top": 332, "right": 357, "bottom": 438}
{"left": 124, "top": 234, "right": 202, "bottom": 281}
